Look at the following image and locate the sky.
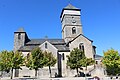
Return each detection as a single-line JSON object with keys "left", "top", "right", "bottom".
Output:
{"left": 0, "top": 0, "right": 120, "bottom": 56}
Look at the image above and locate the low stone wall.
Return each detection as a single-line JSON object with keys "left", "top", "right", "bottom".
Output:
{"left": 66, "top": 69, "right": 76, "bottom": 77}
{"left": 38, "top": 67, "right": 57, "bottom": 77}
{"left": 18, "top": 65, "right": 95, "bottom": 78}
{"left": 19, "top": 66, "right": 57, "bottom": 78}
{"left": 19, "top": 66, "right": 35, "bottom": 77}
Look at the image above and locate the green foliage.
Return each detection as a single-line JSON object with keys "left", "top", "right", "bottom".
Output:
{"left": 67, "top": 48, "right": 85, "bottom": 69}
{"left": 80, "top": 57, "right": 95, "bottom": 70}
{"left": 67, "top": 48, "right": 86, "bottom": 76}
{"left": 102, "top": 48, "right": 120, "bottom": 75}
{"left": 25, "top": 53, "right": 32, "bottom": 69}
{"left": 0, "top": 50, "right": 11, "bottom": 72}
{"left": 31, "top": 47, "right": 45, "bottom": 69}
{"left": 25, "top": 47, "right": 46, "bottom": 77}
{"left": 0, "top": 50, "right": 24, "bottom": 79}
{"left": 0, "top": 50, "right": 24, "bottom": 71}
{"left": 80, "top": 58, "right": 94, "bottom": 67}
{"left": 43, "top": 51, "right": 57, "bottom": 77}
{"left": 11, "top": 51, "right": 25, "bottom": 69}
{"left": 67, "top": 48, "right": 95, "bottom": 76}
{"left": 43, "top": 51, "right": 56, "bottom": 67}
{"left": 25, "top": 48, "right": 57, "bottom": 77}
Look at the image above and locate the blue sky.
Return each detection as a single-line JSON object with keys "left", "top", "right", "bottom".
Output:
{"left": 0, "top": 0, "right": 120, "bottom": 55}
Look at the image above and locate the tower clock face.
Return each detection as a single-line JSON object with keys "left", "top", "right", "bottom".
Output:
{"left": 72, "top": 16, "right": 76, "bottom": 23}
{"left": 72, "top": 20, "right": 76, "bottom": 23}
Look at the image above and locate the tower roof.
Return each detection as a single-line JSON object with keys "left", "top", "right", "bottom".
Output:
{"left": 14, "top": 27, "right": 26, "bottom": 33}
{"left": 64, "top": 4, "right": 79, "bottom": 9}
{"left": 60, "top": 4, "right": 81, "bottom": 18}
{"left": 17, "top": 27, "right": 25, "bottom": 32}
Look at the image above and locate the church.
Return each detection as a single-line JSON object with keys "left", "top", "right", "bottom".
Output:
{"left": 14, "top": 4, "right": 98, "bottom": 77}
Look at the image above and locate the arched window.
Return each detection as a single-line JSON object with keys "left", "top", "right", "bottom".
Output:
{"left": 45, "top": 43, "right": 47, "bottom": 49}
{"left": 18, "top": 33, "right": 21, "bottom": 39}
{"left": 72, "top": 27, "right": 76, "bottom": 34}
{"left": 79, "top": 43, "right": 84, "bottom": 52}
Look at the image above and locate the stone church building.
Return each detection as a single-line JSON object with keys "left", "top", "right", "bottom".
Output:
{"left": 14, "top": 4, "right": 97, "bottom": 77}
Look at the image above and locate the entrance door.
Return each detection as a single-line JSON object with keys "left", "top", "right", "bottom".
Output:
{"left": 57, "top": 53, "right": 62, "bottom": 77}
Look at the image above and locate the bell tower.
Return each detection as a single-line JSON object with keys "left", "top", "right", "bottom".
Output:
{"left": 14, "top": 28, "right": 29, "bottom": 52}
{"left": 60, "top": 4, "right": 83, "bottom": 43}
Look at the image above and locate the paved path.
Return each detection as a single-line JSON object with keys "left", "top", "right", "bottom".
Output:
{"left": 0, "top": 77, "right": 117, "bottom": 80}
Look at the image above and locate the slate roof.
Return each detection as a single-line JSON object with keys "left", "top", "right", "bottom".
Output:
{"left": 19, "top": 45, "right": 37, "bottom": 51}
{"left": 95, "top": 54, "right": 102, "bottom": 60}
{"left": 60, "top": 4, "right": 81, "bottom": 18}
{"left": 19, "top": 39, "right": 69, "bottom": 52}
{"left": 26, "top": 39, "right": 65, "bottom": 45}
{"left": 54, "top": 45, "right": 69, "bottom": 52}
{"left": 68, "top": 34, "right": 93, "bottom": 44}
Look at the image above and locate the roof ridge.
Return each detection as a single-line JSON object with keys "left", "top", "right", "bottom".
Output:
{"left": 69, "top": 34, "right": 93, "bottom": 44}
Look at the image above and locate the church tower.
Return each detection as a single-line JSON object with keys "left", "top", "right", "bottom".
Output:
{"left": 60, "top": 4, "right": 82, "bottom": 43}
{"left": 14, "top": 28, "right": 29, "bottom": 52}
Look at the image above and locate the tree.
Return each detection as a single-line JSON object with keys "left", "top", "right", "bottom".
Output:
{"left": 25, "top": 47, "right": 45, "bottom": 77}
{"left": 25, "top": 53, "right": 32, "bottom": 69}
{"left": 81, "top": 57, "right": 95, "bottom": 70}
{"left": 43, "top": 51, "right": 56, "bottom": 78}
{"left": 102, "top": 48, "right": 120, "bottom": 76}
{"left": 0, "top": 50, "right": 11, "bottom": 75}
{"left": 0, "top": 50, "right": 24, "bottom": 79}
{"left": 67, "top": 48, "right": 85, "bottom": 76}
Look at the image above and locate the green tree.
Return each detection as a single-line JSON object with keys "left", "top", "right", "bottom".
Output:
{"left": 67, "top": 48, "right": 85, "bottom": 76}
{"left": 81, "top": 57, "right": 95, "bottom": 70}
{"left": 0, "top": 51, "right": 11, "bottom": 74}
{"left": 43, "top": 51, "right": 56, "bottom": 78}
{"left": 25, "top": 53, "right": 32, "bottom": 68}
{"left": 102, "top": 48, "right": 120, "bottom": 76}
{"left": 0, "top": 50, "right": 24, "bottom": 79}
{"left": 25, "top": 47, "right": 45, "bottom": 77}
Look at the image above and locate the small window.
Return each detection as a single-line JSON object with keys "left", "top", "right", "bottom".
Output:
{"left": 18, "top": 33, "right": 21, "bottom": 39}
{"left": 45, "top": 43, "right": 47, "bottom": 49}
{"left": 72, "top": 27, "right": 76, "bottom": 34}
{"left": 79, "top": 43, "right": 84, "bottom": 52}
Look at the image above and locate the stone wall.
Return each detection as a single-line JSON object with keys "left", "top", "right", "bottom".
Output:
{"left": 69, "top": 35, "right": 94, "bottom": 58}
{"left": 14, "top": 33, "right": 26, "bottom": 51}
{"left": 19, "top": 66, "right": 35, "bottom": 77}
{"left": 38, "top": 67, "right": 57, "bottom": 77}
{"left": 19, "top": 66, "right": 57, "bottom": 78}
{"left": 39, "top": 41, "right": 58, "bottom": 57}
